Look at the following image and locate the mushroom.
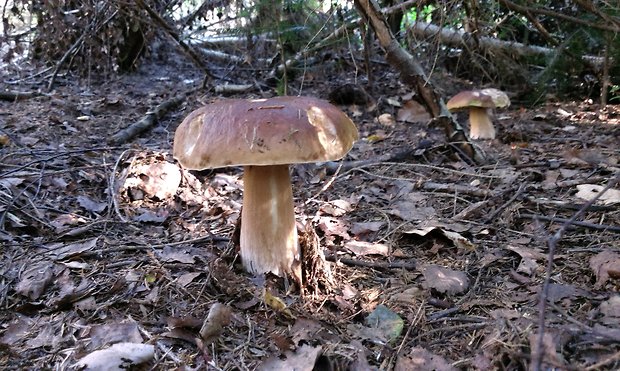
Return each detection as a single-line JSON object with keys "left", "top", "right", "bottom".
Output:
{"left": 446, "top": 88, "right": 510, "bottom": 140}
{"left": 173, "top": 96, "right": 358, "bottom": 277}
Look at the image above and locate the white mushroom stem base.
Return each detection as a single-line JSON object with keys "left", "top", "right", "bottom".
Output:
{"left": 468, "top": 107, "right": 496, "bottom": 139}
{"left": 240, "top": 164, "right": 300, "bottom": 276}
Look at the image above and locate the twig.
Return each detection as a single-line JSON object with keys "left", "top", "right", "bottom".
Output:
{"left": 324, "top": 253, "right": 416, "bottom": 271}
{"left": 584, "top": 350, "right": 620, "bottom": 371}
{"left": 518, "top": 214, "right": 620, "bottom": 233}
{"left": 109, "top": 87, "right": 197, "bottom": 144}
{"left": 423, "top": 181, "right": 495, "bottom": 198}
{"left": 532, "top": 173, "right": 620, "bottom": 371}
{"left": 483, "top": 183, "right": 527, "bottom": 223}
{"left": 0, "top": 90, "right": 40, "bottom": 101}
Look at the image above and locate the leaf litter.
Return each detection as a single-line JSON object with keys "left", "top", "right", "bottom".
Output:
{"left": 0, "top": 52, "right": 619, "bottom": 371}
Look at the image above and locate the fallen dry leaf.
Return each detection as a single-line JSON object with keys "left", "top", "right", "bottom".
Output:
{"left": 44, "top": 237, "right": 99, "bottom": 260}
{"left": 258, "top": 344, "right": 322, "bottom": 371}
{"left": 319, "top": 199, "right": 352, "bottom": 217}
{"left": 590, "top": 250, "right": 620, "bottom": 289}
{"left": 344, "top": 240, "right": 389, "bottom": 256}
{"left": 599, "top": 296, "right": 620, "bottom": 326}
{"left": 74, "top": 342, "right": 154, "bottom": 370}
{"left": 575, "top": 184, "right": 620, "bottom": 205}
{"left": 388, "top": 202, "right": 435, "bottom": 222}
{"left": 395, "top": 346, "right": 457, "bottom": 371}
{"left": 403, "top": 226, "right": 475, "bottom": 250}
{"left": 397, "top": 99, "right": 431, "bottom": 123}
{"left": 15, "top": 261, "right": 56, "bottom": 300}
{"left": 423, "top": 265, "right": 470, "bottom": 295}
{"left": 77, "top": 195, "right": 107, "bottom": 213}
{"left": 264, "top": 289, "right": 294, "bottom": 319}
{"left": 89, "top": 322, "right": 144, "bottom": 350}
{"left": 199, "top": 302, "right": 232, "bottom": 343}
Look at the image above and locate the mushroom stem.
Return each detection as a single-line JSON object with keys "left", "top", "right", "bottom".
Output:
{"left": 240, "top": 164, "right": 299, "bottom": 276}
{"left": 468, "top": 107, "right": 495, "bottom": 139}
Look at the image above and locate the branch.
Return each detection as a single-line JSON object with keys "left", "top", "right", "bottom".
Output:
{"left": 408, "top": 21, "right": 606, "bottom": 69}
{"left": 498, "top": 0, "right": 620, "bottom": 33}
{"left": 109, "top": 88, "right": 198, "bottom": 144}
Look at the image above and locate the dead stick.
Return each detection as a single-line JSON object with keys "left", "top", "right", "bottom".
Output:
{"left": 532, "top": 173, "right": 620, "bottom": 371}
{"left": 324, "top": 253, "right": 416, "bottom": 271}
{"left": 518, "top": 214, "right": 620, "bottom": 233}
{"left": 109, "top": 88, "right": 197, "bottom": 144}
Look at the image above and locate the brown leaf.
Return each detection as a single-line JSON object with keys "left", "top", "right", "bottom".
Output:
{"left": 77, "top": 195, "right": 107, "bottom": 213}
{"left": 75, "top": 343, "right": 154, "bottom": 370}
{"left": 590, "top": 250, "right": 620, "bottom": 289}
{"left": 395, "top": 347, "right": 457, "bottom": 371}
{"left": 344, "top": 240, "right": 389, "bottom": 256}
{"left": 160, "top": 245, "right": 195, "bottom": 264}
{"left": 319, "top": 199, "right": 352, "bottom": 217}
{"left": 396, "top": 100, "right": 431, "bottom": 123}
{"left": 350, "top": 221, "right": 385, "bottom": 236}
{"left": 44, "top": 237, "right": 99, "bottom": 260}
{"left": 199, "top": 303, "right": 232, "bottom": 343}
{"left": 599, "top": 296, "right": 620, "bottom": 326}
{"left": 423, "top": 265, "right": 470, "bottom": 295}
{"left": 15, "top": 261, "right": 55, "bottom": 300}
{"left": 89, "top": 322, "right": 143, "bottom": 350}
{"left": 258, "top": 344, "right": 322, "bottom": 371}
{"left": 388, "top": 202, "right": 435, "bottom": 222}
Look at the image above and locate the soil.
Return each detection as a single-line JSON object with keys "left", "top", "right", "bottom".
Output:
{"left": 0, "top": 46, "right": 619, "bottom": 370}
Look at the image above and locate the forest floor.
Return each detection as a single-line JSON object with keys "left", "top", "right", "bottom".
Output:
{"left": 0, "top": 48, "right": 619, "bottom": 371}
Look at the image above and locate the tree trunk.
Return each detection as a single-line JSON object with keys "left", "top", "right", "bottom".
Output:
{"left": 354, "top": 0, "right": 479, "bottom": 162}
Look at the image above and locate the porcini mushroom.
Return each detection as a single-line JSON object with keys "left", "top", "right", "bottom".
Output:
{"left": 173, "top": 96, "right": 358, "bottom": 276}
{"left": 446, "top": 88, "right": 510, "bottom": 140}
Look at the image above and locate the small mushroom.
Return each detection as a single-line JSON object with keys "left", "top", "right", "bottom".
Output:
{"left": 446, "top": 88, "right": 510, "bottom": 139}
{"left": 173, "top": 96, "right": 358, "bottom": 277}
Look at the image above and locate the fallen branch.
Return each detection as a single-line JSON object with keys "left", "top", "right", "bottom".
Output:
{"left": 0, "top": 90, "right": 40, "bottom": 101}
{"left": 422, "top": 181, "right": 495, "bottom": 198}
{"left": 324, "top": 253, "right": 417, "bottom": 271}
{"left": 109, "top": 88, "right": 198, "bottom": 145}
{"left": 408, "top": 21, "right": 607, "bottom": 68}
{"left": 518, "top": 214, "right": 620, "bottom": 233}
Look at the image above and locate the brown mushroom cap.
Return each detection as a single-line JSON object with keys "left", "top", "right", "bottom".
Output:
{"left": 446, "top": 88, "right": 510, "bottom": 111}
{"left": 173, "top": 96, "right": 359, "bottom": 170}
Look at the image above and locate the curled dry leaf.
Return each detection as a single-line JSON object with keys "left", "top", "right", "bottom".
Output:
{"left": 423, "top": 265, "right": 470, "bottom": 295}
{"left": 74, "top": 342, "right": 154, "bottom": 371}
{"left": 199, "top": 302, "right": 232, "bottom": 343}
{"left": 575, "top": 184, "right": 620, "bottom": 205}
{"left": 397, "top": 100, "right": 431, "bottom": 123}
{"left": 403, "top": 226, "right": 475, "bottom": 251}
{"left": 45, "top": 237, "right": 99, "bottom": 260}
{"left": 395, "top": 347, "right": 457, "bottom": 371}
{"left": 15, "top": 261, "right": 55, "bottom": 300}
{"left": 590, "top": 250, "right": 620, "bottom": 289}
{"left": 258, "top": 344, "right": 322, "bottom": 371}
{"left": 319, "top": 199, "right": 352, "bottom": 217}
{"left": 599, "top": 296, "right": 620, "bottom": 326}
{"left": 77, "top": 195, "right": 107, "bottom": 213}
